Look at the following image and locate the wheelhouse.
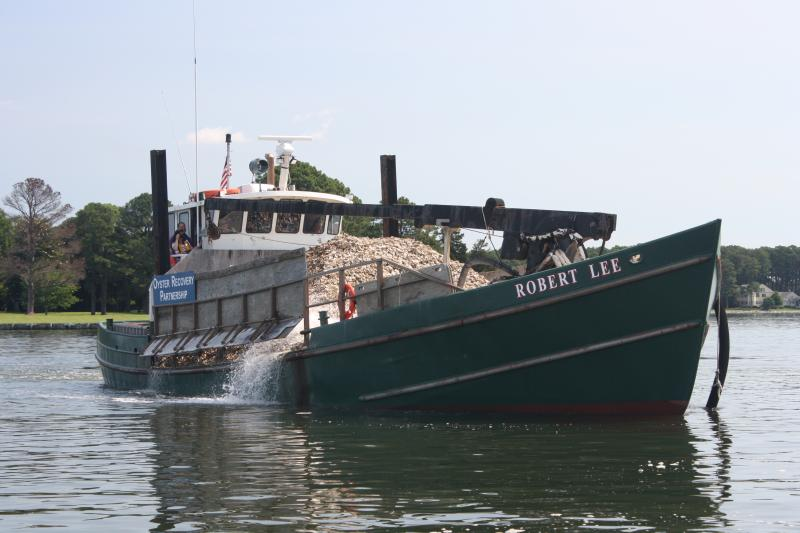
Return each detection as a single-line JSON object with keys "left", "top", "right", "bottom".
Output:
{"left": 168, "top": 135, "right": 349, "bottom": 252}
{"left": 168, "top": 190, "right": 349, "bottom": 252}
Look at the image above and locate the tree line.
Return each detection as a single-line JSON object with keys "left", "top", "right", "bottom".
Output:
{"left": 719, "top": 245, "right": 800, "bottom": 307}
{"left": 0, "top": 167, "right": 467, "bottom": 315}
{"left": 2, "top": 169, "right": 796, "bottom": 314}
{"left": 1, "top": 178, "right": 153, "bottom": 314}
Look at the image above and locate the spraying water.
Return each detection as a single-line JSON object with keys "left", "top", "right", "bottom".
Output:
{"left": 222, "top": 335, "right": 302, "bottom": 403}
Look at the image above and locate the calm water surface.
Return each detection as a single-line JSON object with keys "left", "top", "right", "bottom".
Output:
{"left": 0, "top": 316, "right": 798, "bottom": 532}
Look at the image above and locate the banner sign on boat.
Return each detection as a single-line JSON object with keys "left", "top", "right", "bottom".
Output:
{"left": 151, "top": 272, "right": 196, "bottom": 306}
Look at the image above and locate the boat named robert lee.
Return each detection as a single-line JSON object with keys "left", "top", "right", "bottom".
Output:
{"left": 96, "top": 135, "right": 728, "bottom": 414}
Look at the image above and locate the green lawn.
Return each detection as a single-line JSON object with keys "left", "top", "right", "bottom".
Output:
{"left": 0, "top": 311, "right": 149, "bottom": 324}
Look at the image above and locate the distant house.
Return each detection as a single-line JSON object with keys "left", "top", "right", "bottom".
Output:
{"left": 736, "top": 283, "right": 773, "bottom": 307}
{"left": 736, "top": 283, "right": 800, "bottom": 308}
{"left": 778, "top": 291, "right": 800, "bottom": 308}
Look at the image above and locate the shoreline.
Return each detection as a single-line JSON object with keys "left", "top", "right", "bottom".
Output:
{"left": 0, "top": 323, "right": 99, "bottom": 330}
{"left": 0, "top": 312, "right": 149, "bottom": 329}
{"left": 726, "top": 308, "right": 800, "bottom": 315}
{"left": 0, "top": 308, "right": 796, "bottom": 331}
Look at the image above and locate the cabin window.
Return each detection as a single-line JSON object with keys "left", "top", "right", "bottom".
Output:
{"left": 168, "top": 213, "right": 176, "bottom": 236}
{"left": 276, "top": 213, "right": 300, "bottom": 233}
{"left": 246, "top": 211, "right": 273, "bottom": 233}
{"left": 328, "top": 215, "right": 342, "bottom": 235}
{"left": 218, "top": 209, "right": 244, "bottom": 234}
{"left": 178, "top": 211, "right": 190, "bottom": 229}
{"left": 303, "top": 213, "right": 325, "bottom": 234}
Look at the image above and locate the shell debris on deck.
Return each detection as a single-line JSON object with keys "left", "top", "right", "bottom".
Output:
{"left": 305, "top": 234, "right": 489, "bottom": 305}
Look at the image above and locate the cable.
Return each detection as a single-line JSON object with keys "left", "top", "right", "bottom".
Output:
{"left": 463, "top": 227, "right": 499, "bottom": 256}
{"left": 160, "top": 90, "right": 192, "bottom": 196}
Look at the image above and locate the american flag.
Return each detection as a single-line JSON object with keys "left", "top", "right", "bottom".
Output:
{"left": 220, "top": 153, "right": 232, "bottom": 189}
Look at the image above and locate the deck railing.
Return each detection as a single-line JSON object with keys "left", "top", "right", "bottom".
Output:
{"left": 104, "top": 319, "right": 150, "bottom": 336}
{"left": 300, "top": 258, "right": 462, "bottom": 342}
{"left": 151, "top": 257, "right": 461, "bottom": 346}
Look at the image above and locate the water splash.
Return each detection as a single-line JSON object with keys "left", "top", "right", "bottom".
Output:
{"left": 222, "top": 337, "right": 299, "bottom": 403}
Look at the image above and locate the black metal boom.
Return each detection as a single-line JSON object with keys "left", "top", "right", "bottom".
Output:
{"left": 203, "top": 197, "right": 617, "bottom": 242}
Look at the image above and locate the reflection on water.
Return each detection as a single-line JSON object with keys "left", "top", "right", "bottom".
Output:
{"left": 146, "top": 406, "right": 731, "bottom": 532}
{"left": 706, "top": 410, "right": 734, "bottom": 504}
{"left": 0, "top": 314, "right": 799, "bottom": 531}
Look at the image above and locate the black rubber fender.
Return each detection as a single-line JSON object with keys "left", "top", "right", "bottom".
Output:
{"left": 706, "top": 298, "right": 730, "bottom": 410}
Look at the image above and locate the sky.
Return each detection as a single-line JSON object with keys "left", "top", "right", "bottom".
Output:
{"left": 0, "top": 1, "right": 798, "bottom": 248}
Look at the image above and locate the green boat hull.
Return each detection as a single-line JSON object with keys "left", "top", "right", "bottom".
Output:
{"left": 284, "top": 220, "right": 721, "bottom": 414}
{"left": 96, "top": 324, "right": 232, "bottom": 395}
{"left": 96, "top": 220, "right": 721, "bottom": 415}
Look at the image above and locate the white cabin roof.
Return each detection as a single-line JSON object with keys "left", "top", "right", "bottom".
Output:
{"left": 170, "top": 187, "right": 351, "bottom": 212}
{"left": 226, "top": 189, "right": 351, "bottom": 204}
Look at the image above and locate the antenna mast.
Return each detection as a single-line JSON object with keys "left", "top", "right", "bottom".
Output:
{"left": 257, "top": 135, "right": 312, "bottom": 190}
{"left": 192, "top": 0, "right": 198, "bottom": 201}
{"left": 192, "top": 0, "right": 200, "bottom": 245}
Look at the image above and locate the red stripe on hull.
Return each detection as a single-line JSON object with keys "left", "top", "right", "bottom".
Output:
{"left": 396, "top": 400, "right": 689, "bottom": 416}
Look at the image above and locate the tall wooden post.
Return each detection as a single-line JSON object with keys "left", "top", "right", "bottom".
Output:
{"left": 150, "top": 150, "right": 171, "bottom": 276}
{"left": 380, "top": 155, "right": 399, "bottom": 237}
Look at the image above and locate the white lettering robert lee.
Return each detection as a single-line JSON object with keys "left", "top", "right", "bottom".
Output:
{"left": 514, "top": 257, "right": 622, "bottom": 299}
